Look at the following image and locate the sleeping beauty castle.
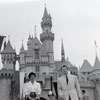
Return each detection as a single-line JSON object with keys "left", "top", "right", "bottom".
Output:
{"left": 0, "top": 7, "right": 100, "bottom": 100}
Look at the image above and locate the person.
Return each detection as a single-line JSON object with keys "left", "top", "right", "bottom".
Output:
{"left": 82, "top": 90, "right": 89, "bottom": 100}
{"left": 57, "top": 65, "right": 82, "bottom": 100}
{"left": 48, "top": 90, "right": 55, "bottom": 100}
{"left": 23, "top": 72, "right": 41, "bottom": 100}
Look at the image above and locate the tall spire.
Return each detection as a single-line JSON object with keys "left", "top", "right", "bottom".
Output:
{"left": 61, "top": 39, "right": 65, "bottom": 62}
{"left": 20, "top": 39, "right": 25, "bottom": 53}
{"left": 43, "top": 6, "right": 48, "bottom": 18}
{"left": 41, "top": 6, "right": 52, "bottom": 33}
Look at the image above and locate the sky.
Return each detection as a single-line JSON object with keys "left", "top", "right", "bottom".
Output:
{"left": 0, "top": 0, "right": 100, "bottom": 69}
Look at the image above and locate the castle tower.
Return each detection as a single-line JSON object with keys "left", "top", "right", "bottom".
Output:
{"left": 19, "top": 42, "right": 26, "bottom": 70}
{"left": 61, "top": 39, "right": 65, "bottom": 62}
{"left": 40, "top": 7, "right": 54, "bottom": 67}
{"left": 1, "top": 39, "right": 16, "bottom": 70}
{"left": 0, "top": 38, "right": 19, "bottom": 100}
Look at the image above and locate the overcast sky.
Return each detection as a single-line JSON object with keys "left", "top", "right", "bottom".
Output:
{"left": 0, "top": 0, "right": 100, "bottom": 69}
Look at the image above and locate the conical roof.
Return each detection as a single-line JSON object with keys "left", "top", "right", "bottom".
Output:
{"left": 31, "top": 36, "right": 41, "bottom": 48}
{"left": 43, "top": 7, "right": 48, "bottom": 18}
{"left": 80, "top": 59, "right": 93, "bottom": 72}
{"left": 93, "top": 56, "right": 100, "bottom": 70}
{"left": 61, "top": 39, "right": 65, "bottom": 56}
{"left": 1, "top": 40, "right": 15, "bottom": 54}
{"left": 20, "top": 43, "right": 25, "bottom": 53}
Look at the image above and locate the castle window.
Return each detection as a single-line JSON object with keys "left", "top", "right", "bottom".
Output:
{"left": 7, "top": 58, "right": 9, "bottom": 63}
{"left": 35, "top": 49, "right": 39, "bottom": 59}
{"left": 70, "top": 71, "right": 72, "bottom": 74}
{"left": 1, "top": 74, "right": 3, "bottom": 77}
{"left": 35, "top": 65, "right": 40, "bottom": 72}
{"left": 5, "top": 73, "right": 7, "bottom": 76}
{"left": 9, "top": 74, "right": 11, "bottom": 77}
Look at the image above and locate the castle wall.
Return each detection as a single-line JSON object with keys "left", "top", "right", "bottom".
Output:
{"left": 81, "top": 87, "right": 95, "bottom": 100}
{"left": 21, "top": 66, "right": 35, "bottom": 75}
{"left": 0, "top": 78, "right": 11, "bottom": 100}
{"left": 95, "top": 82, "right": 100, "bottom": 100}
{"left": 41, "top": 66, "right": 50, "bottom": 74}
{"left": 4, "top": 64, "right": 14, "bottom": 70}
{"left": 21, "top": 65, "right": 50, "bottom": 75}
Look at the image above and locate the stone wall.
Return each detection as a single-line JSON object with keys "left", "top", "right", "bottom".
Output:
{"left": 0, "top": 78, "right": 11, "bottom": 100}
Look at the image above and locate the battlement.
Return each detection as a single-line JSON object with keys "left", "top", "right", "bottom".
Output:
{"left": 0, "top": 69, "right": 14, "bottom": 78}
{"left": 40, "top": 31, "right": 54, "bottom": 42}
{"left": 25, "top": 60, "right": 49, "bottom": 66}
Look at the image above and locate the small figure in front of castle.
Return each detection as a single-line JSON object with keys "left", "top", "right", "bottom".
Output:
{"left": 48, "top": 90, "right": 56, "bottom": 100}
{"left": 82, "top": 90, "right": 89, "bottom": 100}
{"left": 23, "top": 72, "right": 41, "bottom": 100}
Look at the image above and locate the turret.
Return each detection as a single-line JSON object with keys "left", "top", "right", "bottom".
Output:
{"left": 19, "top": 42, "right": 26, "bottom": 70}
{"left": 40, "top": 7, "right": 54, "bottom": 67}
{"left": 41, "top": 7, "right": 52, "bottom": 33}
{"left": 1, "top": 39, "right": 16, "bottom": 70}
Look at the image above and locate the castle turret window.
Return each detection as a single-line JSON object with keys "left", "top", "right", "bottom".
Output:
{"left": 35, "top": 49, "right": 39, "bottom": 59}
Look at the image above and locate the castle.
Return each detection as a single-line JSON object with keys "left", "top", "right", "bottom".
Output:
{"left": 0, "top": 7, "right": 100, "bottom": 100}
